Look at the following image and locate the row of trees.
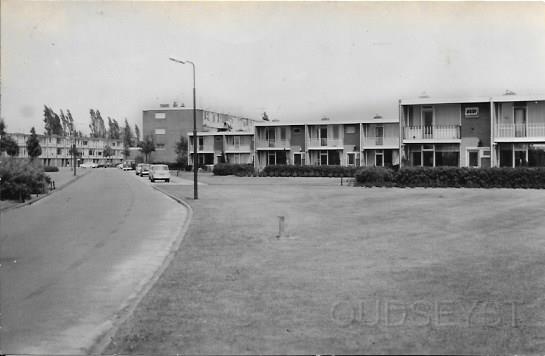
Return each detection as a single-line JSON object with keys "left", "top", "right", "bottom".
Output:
{"left": 43, "top": 106, "right": 141, "bottom": 144}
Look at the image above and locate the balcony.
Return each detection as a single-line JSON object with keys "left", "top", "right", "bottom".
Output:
{"left": 255, "top": 138, "right": 290, "bottom": 149}
{"left": 362, "top": 136, "right": 399, "bottom": 148}
{"left": 403, "top": 125, "right": 461, "bottom": 142}
{"left": 496, "top": 124, "right": 545, "bottom": 141}
{"left": 308, "top": 138, "right": 343, "bottom": 148}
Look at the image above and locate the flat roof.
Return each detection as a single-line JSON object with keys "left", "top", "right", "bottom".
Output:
{"left": 143, "top": 107, "right": 259, "bottom": 121}
{"left": 401, "top": 94, "right": 545, "bottom": 105}
{"left": 254, "top": 118, "right": 399, "bottom": 127}
{"left": 188, "top": 131, "right": 255, "bottom": 136}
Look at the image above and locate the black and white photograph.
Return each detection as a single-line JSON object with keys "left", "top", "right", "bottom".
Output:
{"left": 1, "top": 0, "right": 545, "bottom": 354}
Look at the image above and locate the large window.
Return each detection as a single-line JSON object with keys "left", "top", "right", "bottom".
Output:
{"left": 155, "top": 129, "right": 166, "bottom": 135}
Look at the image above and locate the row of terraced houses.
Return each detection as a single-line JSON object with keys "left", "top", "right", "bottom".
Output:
{"left": 155, "top": 94, "right": 544, "bottom": 170}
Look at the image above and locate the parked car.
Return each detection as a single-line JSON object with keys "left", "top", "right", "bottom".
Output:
{"left": 149, "top": 164, "right": 170, "bottom": 182}
{"left": 122, "top": 160, "right": 135, "bottom": 171}
{"left": 116, "top": 163, "right": 123, "bottom": 169}
{"left": 80, "top": 162, "right": 98, "bottom": 168}
{"left": 140, "top": 164, "right": 150, "bottom": 177}
{"left": 136, "top": 163, "right": 144, "bottom": 175}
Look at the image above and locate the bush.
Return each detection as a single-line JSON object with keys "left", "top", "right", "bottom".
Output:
{"left": 354, "top": 166, "right": 394, "bottom": 186}
{"left": 0, "top": 158, "right": 51, "bottom": 201}
{"left": 213, "top": 163, "right": 255, "bottom": 176}
{"left": 44, "top": 165, "right": 59, "bottom": 172}
{"left": 261, "top": 165, "right": 358, "bottom": 177}
{"left": 354, "top": 166, "right": 545, "bottom": 189}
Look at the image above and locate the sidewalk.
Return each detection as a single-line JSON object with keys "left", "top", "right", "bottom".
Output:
{"left": 0, "top": 167, "right": 90, "bottom": 211}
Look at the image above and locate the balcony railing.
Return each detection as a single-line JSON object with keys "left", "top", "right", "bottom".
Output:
{"left": 403, "top": 125, "right": 461, "bottom": 140}
{"left": 225, "top": 143, "right": 252, "bottom": 151}
{"left": 308, "top": 138, "right": 343, "bottom": 147}
{"left": 362, "top": 136, "right": 399, "bottom": 147}
{"left": 496, "top": 124, "right": 545, "bottom": 138}
{"left": 189, "top": 143, "right": 215, "bottom": 152}
{"left": 256, "top": 138, "right": 290, "bottom": 148}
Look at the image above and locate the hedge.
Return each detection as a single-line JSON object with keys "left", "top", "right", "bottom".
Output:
{"left": 0, "top": 158, "right": 51, "bottom": 201}
{"left": 355, "top": 166, "right": 545, "bottom": 189}
{"left": 261, "top": 165, "right": 358, "bottom": 177}
{"left": 213, "top": 163, "right": 255, "bottom": 176}
{"left": 44, "top": 165, "right": 59, "bottom": 172}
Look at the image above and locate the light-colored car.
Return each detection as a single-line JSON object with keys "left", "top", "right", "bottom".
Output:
{"left": 149, "top": 164, "right": 170, "bottom": 183}
{"left": 80, "top": 162, "right": 98, "bottom": 168}
{"left": 140, "top": 164, "right": 150, "bottom": 177}
{"left": 116, "top": 163, "right": 123, "bottom": 169}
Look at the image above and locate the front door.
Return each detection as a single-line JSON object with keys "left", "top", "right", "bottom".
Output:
{"left": 423, "top": 107, "right": 433, "bottom": 139}
{"left": 375, "top": 126, "right": 384, "bottom": 146}
{"left": 294, "top": 153, "right": 302, "bottom": 166}
{"left": 320, "top": 127, "right": 328, "bottom": 146}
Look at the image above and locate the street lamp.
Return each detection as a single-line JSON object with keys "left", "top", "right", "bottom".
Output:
{"left": 169, "top": 57, "right": 198, "bottom": 200}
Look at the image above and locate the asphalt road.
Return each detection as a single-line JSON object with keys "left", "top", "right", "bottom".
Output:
{"left": 0, "top": 168, "right": 188, "bottom": 354}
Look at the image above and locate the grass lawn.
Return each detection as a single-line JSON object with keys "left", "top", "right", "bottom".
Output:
{"left": 106, "top": 176, "right": 545, "bottom": 354}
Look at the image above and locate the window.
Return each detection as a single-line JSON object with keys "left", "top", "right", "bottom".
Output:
{"left": 57, "top": 138, "right": 62, "bottom": 144}
{"left": 320, "top": 150, "right": 328, "bottom": 165}
{"left": 464, "top": 107, "right": 479, "bottom": 118}
{"left": 198, "top": 137, "right": 204, "bottom": 150}
{"left": 345, "top": 125, "right": 356, "bottom": 134}
{"left": 89, "top": 149, "right": 93, "bottom": 156}
{"left": 98, "top": 151, "right": 102, "bottom": 156}
{"left": 155, "top": 129, "right": 166, "bottom": 135}
{"left": 156, "top": 143, "right": 165, "bottom": 150}
{"left": 293, "top": 128, "right": 301, "bottom": 134}
{"left": 155, "top": 113, "right": 166, "bottom": 119}
{"left": 83, "top": 141, "right": 88, "bottom": 146}
{"left": 215, "top": 136, "right": 222, "bottom": 141}
{"left": 57, "top": 148, "right": 62, "bottom": 155}
{"left": 280, "top": 127, "right": 286, "bottom": 140}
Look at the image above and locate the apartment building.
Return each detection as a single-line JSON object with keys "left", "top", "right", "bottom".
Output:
{"left": 254, "top": 117, "right": 400, "bottom": 170}
{"left": 2, "top": 132, "right": 125, "bottom": 167}
{"left": 188, "top": 132, "right": 254, "bottom": 167}
{"left": 399, "top": 94, "right": 545, "bottom": 168}
{"left": 142, "top": 105, "right": 257, "bottom": 163}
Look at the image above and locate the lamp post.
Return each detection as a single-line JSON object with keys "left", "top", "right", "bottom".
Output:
{"left": 169, "top": 57, "right": 198, "bottom": 199}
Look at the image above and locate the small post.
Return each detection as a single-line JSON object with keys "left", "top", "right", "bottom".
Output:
{"left": 341, "top": 176, "right": 343, "bottom": 186}
{"left": 277, "top": 216, "right": 285, "bottom": 238}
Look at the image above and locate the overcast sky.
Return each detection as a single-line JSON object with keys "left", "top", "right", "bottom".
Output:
{"left": 2, "top": 1, "right": 545, "bottom": 135}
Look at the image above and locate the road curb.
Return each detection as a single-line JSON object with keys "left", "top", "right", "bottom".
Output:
{"left": 86, "top": 184, "right": 193, "bottom": 355}
{"left": 0, "top": 169, "right": 91, "bottom": 212}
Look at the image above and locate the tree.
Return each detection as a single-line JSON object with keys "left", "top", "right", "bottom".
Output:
{"left": 134, "top": 124, "right": 140, "bottom": 144}
{"left": 175, "top": 135, "right": 188, "bottom": 168}
{"left": 43, "top": 105, "right": 63, "bottom": 136}
{"left": 103, "top": 144, "right": 114, "bottom": 164}
{"left": 138, "top": 135, "right": 155, "bottom": 163}
{"left": 122, "top": 119, "right": 133, "bottom": 158}
{"left": 26, "top": 127, "right": 42, "bottom": 160}
{"left": 0, "top": 119, "right": 19, "bottom": 156}
{"left": 3, "top": 136, "right": 19, "bottom": 156}
{"left": 66, "top": 110, "right": 75, "bottom": 134}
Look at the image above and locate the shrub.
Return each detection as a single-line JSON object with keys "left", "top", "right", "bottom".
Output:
{"left": 0, "top": 158, "right": 51, "bottom": 200}
{"left": 44, "top": 165, "right": 59, "bottom": 172}
{"left": 213, "top": 163, "right": 255, "bottom": 176}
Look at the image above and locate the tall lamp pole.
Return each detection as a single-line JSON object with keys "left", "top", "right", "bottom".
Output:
{"left": 169, "top": 57, "right": 198, "bottom": 199}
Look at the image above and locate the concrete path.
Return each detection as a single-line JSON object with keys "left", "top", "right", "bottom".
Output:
{"left": 0, "top": 168, "right": 188, "bottom": 354}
